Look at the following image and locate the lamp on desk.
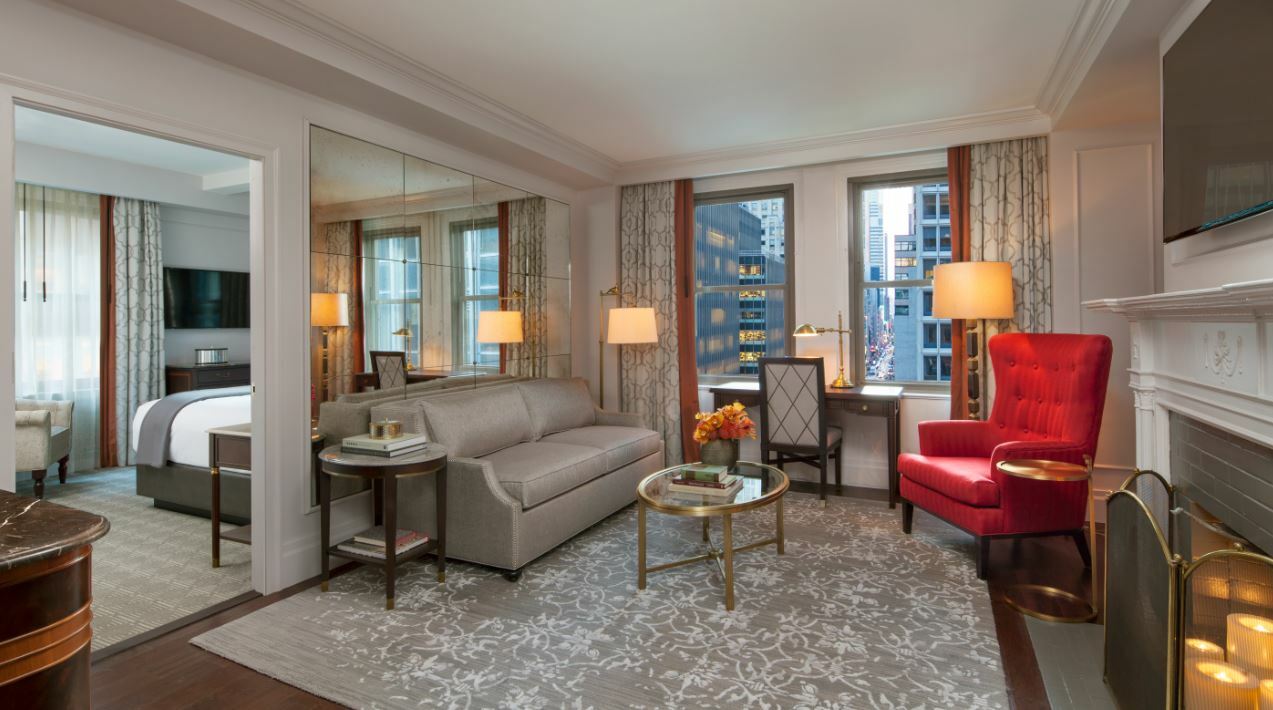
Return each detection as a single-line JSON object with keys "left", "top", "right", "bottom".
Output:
{"left": 391, "top": 327, "right": 414, "bottom": 370}
{"left": 932, "top": 261, "right": 1014, "bottom": 419}
{"left": 792, "top": 310, "right": 853, "bottom": 388}
{"left": 598, "top": 286, "right": 658, "bottom": 409}
{"left": 311, "top": 293, "right": 349, "bottom": 403}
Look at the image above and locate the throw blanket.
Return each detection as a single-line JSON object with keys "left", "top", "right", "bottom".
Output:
{"left": 135, "top": 387, "right": 251, "bottom": 467}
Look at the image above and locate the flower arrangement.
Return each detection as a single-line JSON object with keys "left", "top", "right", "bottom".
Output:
{"left": 693, "top": 402, "right": 757, "bottom": 444}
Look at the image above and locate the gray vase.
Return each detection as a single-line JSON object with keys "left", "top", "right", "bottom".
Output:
{"left": 700, "top": 438, "right": 740, "bottom": 468}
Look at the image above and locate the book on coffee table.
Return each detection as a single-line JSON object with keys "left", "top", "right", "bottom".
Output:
{"left": 667, "top": 476, "right": 743, "bottom": 497}
{"left": 680, "top": 464, "right": 730, "bottom": 482}
{"left": 341, "top": 433, "right": 428, "bottom": 454}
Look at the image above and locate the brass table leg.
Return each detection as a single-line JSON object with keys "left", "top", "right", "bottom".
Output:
{"left": 637, "top": 500, "right": 647, "bottom": 590}
{"left": 702, "top": 517, "right": 710, "bottom": 542}
{"left": 776, "top": 496, "right": 785, "bottom": 555}
{"left": 211, "top": 466, "right": 220, "bottom": 568}
{"left": 722, "top": 513, "right": 734, "bottom": 612}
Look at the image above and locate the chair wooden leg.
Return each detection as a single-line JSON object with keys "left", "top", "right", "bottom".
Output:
{"left": 818, "top": 451, "right": 828, "bottom": 507}
{"left": 976, "top": 537, "right": 990, "bottom": 580}
{"left": 31, "top": 469, "right": 47, "bottom": 499}
{"left": 1071, "top": 530, "right": 1092, "bottom": 569}
{"left": 57, "top": 456, "right": 69, "bottom": 484}
{"left": 901, "top": 500, "right": 914, "bottom": 534}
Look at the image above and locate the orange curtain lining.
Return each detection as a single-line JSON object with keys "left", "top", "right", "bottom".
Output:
{"left": 947, "top": 146, "right": 972, "bottom": 420}
{"left": 98, "top": 195, "right": 118, "bottom": 468}
{"left": 673, "top": 178, "right": 700, "bottom": 462}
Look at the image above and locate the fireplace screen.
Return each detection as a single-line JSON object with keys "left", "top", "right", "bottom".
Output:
{"left": 1106, "top": 480, "right": 1176, "bottom": 710}
{"left": 1105, "top": 470, "right": 1273, "bottom": 708}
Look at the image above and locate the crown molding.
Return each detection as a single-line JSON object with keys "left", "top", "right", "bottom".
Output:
{"left": 615, "top": 107, "right": 1051, "bottom": 184}
{"left": 204, "top": 0, "right": 620, "bottom": 181}
{"left": 1036, "top": 0, "right": 1131, "bottom": 119}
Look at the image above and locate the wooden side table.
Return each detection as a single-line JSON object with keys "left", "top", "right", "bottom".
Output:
{"left": 317, "top": 444, "right": 448, "bottom": 610}
{"left": 209, "top": 425, "right": 325, "bottom": 567}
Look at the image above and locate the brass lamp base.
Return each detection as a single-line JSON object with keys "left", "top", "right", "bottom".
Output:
{"left": 829, "top": 369, "right": 853, "bottom": 389}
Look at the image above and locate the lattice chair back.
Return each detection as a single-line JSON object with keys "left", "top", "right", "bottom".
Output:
{"left": 371, "top": 351, "right": 407, "bottom": 390}
{"left": 759, "top": 357, "right": 827, "bottom": 451}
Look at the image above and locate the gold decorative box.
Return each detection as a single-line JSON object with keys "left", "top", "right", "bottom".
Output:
{"left": 369, "top": 419, "right": 402, "bottom": 440}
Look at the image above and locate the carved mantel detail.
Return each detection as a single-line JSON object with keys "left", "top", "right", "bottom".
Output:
{"left": 1201, "top": 331, "right": 1243, "bottom": 378}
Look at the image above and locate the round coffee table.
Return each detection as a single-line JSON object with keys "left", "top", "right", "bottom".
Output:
{"left": 636, "top": 461, "right": 788, "bottom": 611}
{"left": 996, "top": 458, "right": 1097, "bottom": 623}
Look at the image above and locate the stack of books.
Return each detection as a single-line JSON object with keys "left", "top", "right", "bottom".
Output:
{"left": 336, "top": 526, "right": 430, "bottom": 559}
{"left": 667, "top": 464, "right": 743, "bottom": 497}
{"left": 341, "top": 432, "right": 429, "bottom": 458}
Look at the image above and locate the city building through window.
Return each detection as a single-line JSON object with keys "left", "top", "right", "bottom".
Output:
{"left": 857, "top": 178, "right": 953, "bottom": 385}
{"left": 693, "top": 187, "right": 793, "bottom": 378}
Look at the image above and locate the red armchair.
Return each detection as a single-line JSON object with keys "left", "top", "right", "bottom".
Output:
{"left": 899, "top": 333, "right": 1113, "bottom": 579}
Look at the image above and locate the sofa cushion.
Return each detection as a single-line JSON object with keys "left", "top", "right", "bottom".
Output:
{"left": 541, "top": 426, "right": 661, "bottom": 471}
{"left": 419, "top": 385, "right": 533, "bottom": 458}
{"left": 482, "top": 441, "right": 608, "bottom": 509}
{"left": 899, "top": 454, "right": 999, "bottom": 507}
{"left": 517, "top": 378, "right": 596, "bottom": 438}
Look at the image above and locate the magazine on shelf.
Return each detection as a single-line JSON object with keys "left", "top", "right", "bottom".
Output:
{"left": 337, "top": 535, "right": 430, "bottom": 559}
{"left": 352, "top": 527, "right": 428, "bottom": 548}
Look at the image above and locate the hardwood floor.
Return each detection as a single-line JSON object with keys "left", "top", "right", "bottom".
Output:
{"left": 90, "top": 508, "right": 1101, "bottom": 709}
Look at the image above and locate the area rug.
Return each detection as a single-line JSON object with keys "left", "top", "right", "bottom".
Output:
{"left": 18, "top": 467, "right": 252, "bottom": 650}
{"left": 192, "top": 493, "right": 1007, "bottom": 708}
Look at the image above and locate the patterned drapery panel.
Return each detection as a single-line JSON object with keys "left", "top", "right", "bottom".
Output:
{"left": 507, "top": 197, "right": 548, "bottom": 377}
{"left": 969, "top": 136, "right": 1052, "bottom": 405}
{"left": 113, "top": 198, "right": 165, "bottom": 464}
{"left": 311, "top": 221, "right": 359, "bottom": 400}
{"left": 619, "top": 182, "right": 682, "bottom": 465}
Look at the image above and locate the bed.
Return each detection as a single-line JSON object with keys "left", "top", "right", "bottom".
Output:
{"left": 131, "top": 389, "right": 253, "bottom": 524}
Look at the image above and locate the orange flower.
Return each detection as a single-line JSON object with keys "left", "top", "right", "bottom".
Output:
{"left": 692, "top": 403, "right": 758, "bottom": 442}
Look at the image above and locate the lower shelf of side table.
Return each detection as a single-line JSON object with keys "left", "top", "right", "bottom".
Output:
{"left": 326, "top": 538, "right": 440, "bottom": 569}
{"left": 220, "top": 525, "right": 252, "bottom": 546}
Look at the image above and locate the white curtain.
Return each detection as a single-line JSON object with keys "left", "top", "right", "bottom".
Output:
{"left": 114, "top": 198, "right": 165, "bottom": 464}
{"left": 14, "top": 185, "right": 101, "bottom": 471}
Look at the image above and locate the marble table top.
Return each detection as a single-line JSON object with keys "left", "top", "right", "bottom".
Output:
{"left": 0, "top": 491, "right": 109, "bottom": 572}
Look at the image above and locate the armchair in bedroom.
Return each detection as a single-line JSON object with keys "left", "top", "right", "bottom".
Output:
{"left": 898, "top": 333, "right": 1113, "bottom": 579}
{"left": 15, "top": 399, "right": 74, "bottom": 499}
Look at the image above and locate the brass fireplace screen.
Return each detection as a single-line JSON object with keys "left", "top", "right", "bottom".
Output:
{"left": 1105, "top": 471, "right": 1273, "bottom": 709}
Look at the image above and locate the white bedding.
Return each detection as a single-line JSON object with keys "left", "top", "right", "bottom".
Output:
{"left": 131, "top": 394, "right": 253, "bottom": 468}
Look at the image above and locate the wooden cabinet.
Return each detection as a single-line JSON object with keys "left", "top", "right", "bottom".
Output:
{"left": 165, "top": 364, "right": 251, "bottom": 393}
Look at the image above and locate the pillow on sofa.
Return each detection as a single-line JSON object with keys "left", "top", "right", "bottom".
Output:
{"left": 419, "top": 385, "right": 533, "bottom": 458}
{"left": 517, "top": 378, "right": 596, "bottom": 438}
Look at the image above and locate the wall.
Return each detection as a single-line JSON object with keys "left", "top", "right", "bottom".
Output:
{"left": 0, "top": 0, "right": 577, "bottom": 593}
{"left": 1050, "top": 122, "right": 1160, "bottom": 480}
{"left": 160, "top": 205, "right": 252, "bottom": 366}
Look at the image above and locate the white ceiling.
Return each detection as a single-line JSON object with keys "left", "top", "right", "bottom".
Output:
{"left": 15, "top": 106, "right": 248, "bottom": 177}
{"left": 291, "top": 0, "right": 1087, "bottom": 164}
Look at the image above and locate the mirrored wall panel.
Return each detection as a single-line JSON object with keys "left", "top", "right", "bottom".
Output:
{"left": 309, "top": 126, "right": 571, "bottom": 487}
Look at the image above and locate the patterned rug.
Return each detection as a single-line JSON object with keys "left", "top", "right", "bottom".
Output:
{"left": 191, "top": 493, "right": 1006, "bottom": 708}
{"left": 17, "top": 467, "right": 252, "bottom": 650}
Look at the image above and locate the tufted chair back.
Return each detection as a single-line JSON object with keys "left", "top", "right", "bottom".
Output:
{"left": 985, "top": 333, "right": 1113, "bottom": 455}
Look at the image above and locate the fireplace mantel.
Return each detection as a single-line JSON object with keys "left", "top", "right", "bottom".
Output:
{"left": 1084, "top": 278, "right": 1273, "bottom": 478}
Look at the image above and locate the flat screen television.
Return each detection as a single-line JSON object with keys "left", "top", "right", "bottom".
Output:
{"left": 163, "top": 267, "right": 250, "bottom": 329}
{"left": 1163, "top": 0, "right": 1273, "bottom": 243}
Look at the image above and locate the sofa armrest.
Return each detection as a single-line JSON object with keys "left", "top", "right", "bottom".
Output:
{"left": 595, "top": 408, "right": 645, "bottom": 429}
{"left": 15, "top": 410, "right": 52, "bottom": 471}
{"left": 17, "top": 400, "right": 73, "bottom": 429}
{"left": 917, "top": 419, "right": 998, "bottom": 457}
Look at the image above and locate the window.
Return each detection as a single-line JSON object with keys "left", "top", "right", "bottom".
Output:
{"left": 452, "top": 218, "right": 500, "bottom": 368}
{"left": 362, "top": 229, "right": 422, "bottom": 358}
{"left": 855, "top": 178, "right": 953, "bottom": 385}
{"left": 694, "top": 187, "right": 793, "bottom": 378}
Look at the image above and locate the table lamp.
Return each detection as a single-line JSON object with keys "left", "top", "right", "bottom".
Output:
{"left": 477, "top": 309, "right": 524, "bottom": 345}
{"left": 792, "top": 310, "right": 853, "bottom": 388}
{"left": 598, "top": 286, "right": 657, "bottom": 409}
{"left": 311, "top": 293, "right": 349, "bottom": 402}
{"left": 391, "top": 327, "right": 414, "bottom": 370}
{"left": 932, "top": 261, "right": 1014, "bottom": 419}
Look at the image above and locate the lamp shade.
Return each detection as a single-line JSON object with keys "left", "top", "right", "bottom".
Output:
{"left": 311, "top": 293, "right": 349, "bottom": 328}
{"left": 792, "top": 323, "right": 821, "bottom": 337}
{"left": 477, "top": 309, "right": 523, "bottom": 343}
{"left": 932, "top": 262, "right": 1014, "bottom": 319}
{"left": 606, "top": 307, "right": 657, "bottom": 344}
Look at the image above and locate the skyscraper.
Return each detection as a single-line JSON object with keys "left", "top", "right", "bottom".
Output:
{"left": 892, "top": 183, "right": 952, "bottom": 382}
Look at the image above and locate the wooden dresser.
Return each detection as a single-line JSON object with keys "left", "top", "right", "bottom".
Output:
{"left": 165, "top": 363, "right": 251, "bottom": 394}
{"left": 0, "top": 492, "right": 109, "bottom": 708}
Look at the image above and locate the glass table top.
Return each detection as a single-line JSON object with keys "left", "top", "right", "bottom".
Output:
{"left": 638, "top": 461, "right": 788, "bottom": 514}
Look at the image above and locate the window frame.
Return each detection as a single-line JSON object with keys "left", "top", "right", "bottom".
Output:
{"left": 361, "top": 226, "right": 423, "bottom": 362}
{"left": 849, "top": 170, "right": 952, "bottom": 393}
{"left": 692, "top": 184, "right": 795, "bottom": 385}
{"left": 449, "top": 216, "right": 501, "bottom": 369}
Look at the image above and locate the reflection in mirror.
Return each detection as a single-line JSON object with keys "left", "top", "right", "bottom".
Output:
{"left": 308, "top": 126, "right": 571, "bottom": 460}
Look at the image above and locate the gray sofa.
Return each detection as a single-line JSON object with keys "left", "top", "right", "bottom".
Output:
{"left": 385, "top": 378, "right": 663, "bottom": 579}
